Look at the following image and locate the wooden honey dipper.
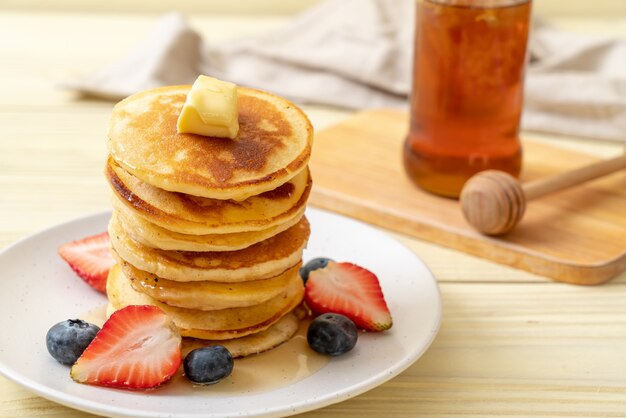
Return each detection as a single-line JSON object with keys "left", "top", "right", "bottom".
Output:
{"left": 460, "top": 152, "right": 626, "bottom": 235}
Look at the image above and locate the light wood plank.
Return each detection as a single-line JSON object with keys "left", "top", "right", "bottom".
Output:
{"left": 3, "top": 0, "right": 626, "bottom": 18}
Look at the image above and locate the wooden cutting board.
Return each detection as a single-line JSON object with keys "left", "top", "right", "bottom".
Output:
{"left": 308, "top": 110, "right": 626, "bottom": 285}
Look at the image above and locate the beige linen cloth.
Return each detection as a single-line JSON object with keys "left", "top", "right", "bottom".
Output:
{"left": 64, "top": 0, "right": 626, "bottom": 142}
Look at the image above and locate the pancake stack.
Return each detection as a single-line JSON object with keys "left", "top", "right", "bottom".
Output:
{"left": 104, "top": 85, "right": 313, "bottom": 357}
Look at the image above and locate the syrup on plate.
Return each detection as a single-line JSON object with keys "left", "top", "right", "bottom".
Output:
{"left": 81, "top": 304, "right": 330, "bottom": 394}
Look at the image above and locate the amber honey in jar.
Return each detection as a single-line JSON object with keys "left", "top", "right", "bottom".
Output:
{"left": 404, "top": 0, "right": 532, "bottom": 198}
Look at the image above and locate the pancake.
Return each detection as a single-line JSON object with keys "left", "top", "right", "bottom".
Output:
{"left": 109, "top": 214, "right": 310, "bottom": 282}
{"left": 181, "top": 313, "right": 300, "bottom": 358}
{"left": 112, "top": 202, "right": 305, "bottom": 252}
{"left": 119, "top": 259, "right": 301, "bottom": 310}
{"left": 106, "top": 157, "right": 311, "bottom": 235}
{"left": 108, "top": 85, "right": 313, "bottom": 201}
{"left": 106, "top": 263, "right": 305, "bottom": 340}
{"left": 102, "top": 306, "right": 300, "bottom": 358}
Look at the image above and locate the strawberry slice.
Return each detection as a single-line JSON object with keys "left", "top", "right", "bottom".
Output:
{"left": 70, "top": 305, "right": 182, "bottom": 390}
{"left": 58, "top": 232, "right": 114, "bottom": 293}
{"left": 305, "top": 262, "right": 393, "bottom": 332}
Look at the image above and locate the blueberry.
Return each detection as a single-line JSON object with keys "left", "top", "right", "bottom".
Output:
{"left": 299, "top": 257, "right": 333, "bottom": 283}
{"left": 46, "top": 319, "right": 100, "bottom": 365}
{"left": 184, "top": 346, "right": 234, "bottom": 385}
{"left": 307, "top": 313, "right": 358, "bottom": 356}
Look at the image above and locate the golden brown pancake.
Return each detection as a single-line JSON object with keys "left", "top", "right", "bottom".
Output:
{"left": 106, "top": 263, "right": 305, "bottom": 340}
{"left": 119, "top": 259, "right": 301, "bottom": 310}
{"left": 109, "top": 214, "right": 310, "bottom": 282}
{"left": 103, "top": 305, "right": 301, "bottom": 358}
{"left": 112, "top": 202, "right": 305, "bottom": 252}
{"left": 181, "top": 313, "right": 300, "bottom": 358}
{"left": 107, "top": 86, "right": 313, "bottom": 201}
{"left": 106, "top": 157, "right": 311, "bottom": 235}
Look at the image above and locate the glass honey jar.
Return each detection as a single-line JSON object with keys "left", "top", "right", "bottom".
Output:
{"left": 404, "top": 0, "right": 532, "bottom": 198}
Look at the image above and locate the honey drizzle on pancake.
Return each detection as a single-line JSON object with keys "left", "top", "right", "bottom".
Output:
{"left": 106, "top": 157, "right": 311, "bottom": 235}
{"left": 258, "top": 182, "right": 295, "bottom": 200}
{"left": 108, "top": 159, "right": 298, "bottom": 215}
{"left": 106, "top": 161, "right": 160, "bottom": 217}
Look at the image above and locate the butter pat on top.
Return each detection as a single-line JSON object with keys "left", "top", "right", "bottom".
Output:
{"left": 177, "top": 75, "right": 240, "bottom": 139}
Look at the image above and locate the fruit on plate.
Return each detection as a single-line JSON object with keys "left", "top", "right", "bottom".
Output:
{"left": 299, "top": 257, "right": 333, "bottom": 284}
{"left": 58, "top": 232, "right": 114, "bottom": 293}
{"left": 183, "top": 346, "right": 234, "bottom": 385}
{"left": 70, "top": 305, "right": 182, "bottom": 390}
{"left": 304, "top": 262, "right": 393, "bottom": 332}
{"left": 307, "top": 313, "right": 358, "bottom": 356}
{"left": 46, "top": 319, "right": 100, "bottom": 365}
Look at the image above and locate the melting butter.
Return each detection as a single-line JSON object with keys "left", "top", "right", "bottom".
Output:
{"left": 177, "top": 75, "right": 239, "bottom": 139}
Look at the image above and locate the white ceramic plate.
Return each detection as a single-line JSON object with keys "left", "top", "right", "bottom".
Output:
{"left": 0, "top": 208, "right": 441, "bottom": 418}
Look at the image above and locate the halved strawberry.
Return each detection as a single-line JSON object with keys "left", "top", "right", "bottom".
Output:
{"left": 70, "top": 305, "right": 182, "bottom": 390}
{"left": 305, "top": 262, "right": 392, "bottom": 332}
{"left": 58, "top": 232, "right": 114, "bottom": 293}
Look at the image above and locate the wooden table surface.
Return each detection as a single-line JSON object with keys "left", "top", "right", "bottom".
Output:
{"left": 2, "top": 9, "right": 626, "bottom": 418}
